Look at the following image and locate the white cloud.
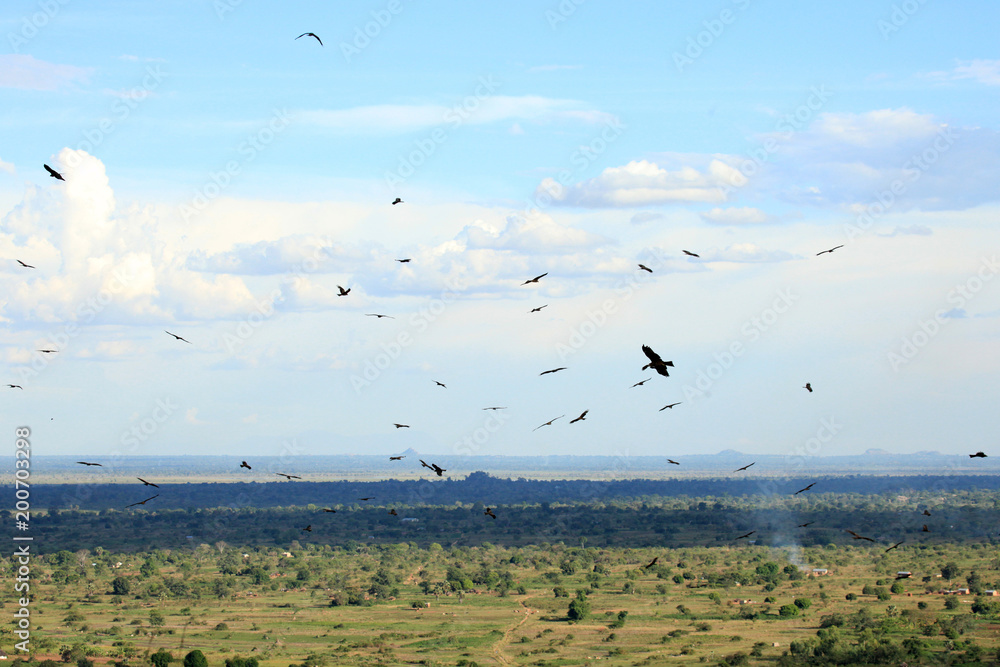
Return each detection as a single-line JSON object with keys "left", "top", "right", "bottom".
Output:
{"left": 0, "top": 157, "right": 14, "bottom": 174}
{"left": 699, "top": 207, "right": 774, "bottom": 225}
{"left": 927, "top": 59, "right": 1000, "bottom": 86}
{"left": 630, "top": 211, "right": 665, "bottom": 225}
{"left": 703, "top": 243, "right": 800, "bottom": 263}
{"left": 0, "top": 55, "right": 92, "bottom": 91}
{"left": 877, "top": 224, "right": 933, "bottom": 238}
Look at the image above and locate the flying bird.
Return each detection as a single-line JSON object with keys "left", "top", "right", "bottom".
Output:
{"left": 125, "top": 494, "right": 159, "bottom": 509}
{"left": 521, "top": 273, "right": 548, "bottom": 285}
{"left": 530, "top": 305, "right": 548, "bottom": 313}
{"left": 682, "top": 250, "right": 700, "bottom": 258}
{"left": 638, "top": 264, "right": 653, "bottom": 273}
{"left": 164, "top": 331, "right": 191, "bottom": 344}
{"left": 969, "top": 451, "right": 988, "bottom": 458}
{"left": 667, "top": 459, "right": 680, "bottom": 465}
{"left": 803, "top": 383, "right": 813, "bottom": 393}
{"left": 798, "top": 522, "right": 814, "bottom": 528}
{"left": 540, "top": 367, "right": 567, "bottom": 375}
{"left": 631, "top": 378, "right": 651, "bottom": 388}
{"left": 137, "top": 477, "right": 159, "bottom": 488}
{"left": 641, "top": 345, "right": 674, "bottom": 377}
{"left": 434, "top": 381, "right": 447, "bottom": 388}
{"left": 240, "top": 461, "right": 252, "bottom": 470}
{"left": 388, "top": 509, "right": 398, "bottom": 516}
{"left": 569, "top": 410, "right": 589, "bottom": 424}
{"left": 533, "top": 415, "right": 564, "bottom": 431}
{"left": 337, "top": 285, "right": 351, "bottom": 296}
{"left": 396, "top": 258, "right": 410, "bottom": 263}
{"left": 391, "top": 198, "right": 403, "bottom": 205}
{"left": 16, "top": 260, "right": 35, "bottom": 269}
{"left": 794, "top": 482, "right": 816, "bottom": 495}
{"left": 295, "top": 32, "right": 322, "bottom": 45}
{"left": 44, "top": 164, "right": 65, "bottom": 181}
{"left": 484, "top": 507, "right": 497, "bottom": 519}
{"left": 430, "top": 463, "right": 446, "bottom": 477}
{"left": 77, "top": 461, "right": 102, "bottom": 467}
{"left": 275, "top": 473, "right": 302, "bottom": 480}
{"left": 322, "top": 508, "right": 337, "bottom": 513}
{"left": 366, "top": 313, "right": 394, "bottom": 319}
{"left": 359, "top": 497, "right": 374, "bottom": 501}
{"left": 7, "top": 384, "right": 23, "bottom": 389}
{"left": 922, "top": 509, "right": 932, "bottom": 516}
{"left": 659, "top": 402, "right": 682, "bottom": 411}
{"left": 922, "top": 524, "right": 930, "bottom": 532}
{"left": 885, "top": 541, "right": 904, "bottom": 553}
{"left": 419, "top": 460, "right": 433, "bottom": 470}
{"left": 393, "top": 423, "right": 410, "bottom": 429}
{"left": 643, "top": 557, "right": 658, "bottom": 569}
{"left": 846, "top": 529, "right": 875, "bottom": 542}
{"left": 482, "top": 407, "right": 507, "bottom": 411}
{"left": 816, "top": 245, "right": 844, "bottom": 256}
{"left": 389, "top": 456, "right": 405, "bottom": 461}
{"left": 734, "top": 462, "right": 756, "bottom": 472}
{"left": 36, "top": 349, "right": 57, "bottom": 354}
{"left": 302, "top": 525, "right": 312, "bottom": 532}
{"left": 736, "top": 531, "right": 756, "bottom": 540}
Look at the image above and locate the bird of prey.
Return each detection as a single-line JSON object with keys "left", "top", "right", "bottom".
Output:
{"left": 922, "top": 524, "right": 930, "bottom": 532}
{"left": 484, "top": 507, "right": 497, "bottom": 519}
{"left": 522, "top": 273, "right": 548, "bottom": 285}
{"left": 388, "top": 509, "right": 398, "bottom": 516}
{"left": 359, "top": 497, "right": 374, "bottom": 501}
{"left": 430, "top": 463, "right": 446, "bottom": 477}
{"left": 137, "top": 477, "right": 159, "bottom": 488}
{"left": 803, "top": 383, "right": 813, "bottom": 393}
{"left": 394, "top": 423, "right": 410, "bottom": 429}
{"left": 302, "top": 525, "right": 313, "bottom": 532}
{"left": 922, "top": 509, "right": 932, "bottom": 516}
{"left": 164, "top": 331, "right": 192, "bottom": 344}
{"left": 540, "top": 367, "right": 567, "bottom": 376}
{"left": 366, "top": 313, "right": 394, "bottom": 319}
{"left": 391, "top": 198, "right": 403, "bottom": 205}
{"left": 632, "top": 378, "right": 651, "bottom": 388}
{"left": 295, "top": 32, "right": 322, "bottom": 45}
{"left": 798, "top": 522, "right": 814, "bottom": 528}
{"left": 638, "top": 264, "right": 653, "bottom": 273}
{"left": 419, "top": 460, "right": 433, "bottom": 469}
{"left": 7, "top": 384, "right": 23, "bottom": 389}
{"left": 641, "top": 345, "right": 674, "bottom": 377}
{"left": 734, "top": 462, "right": 756, "bottom": 472}
{"left": 895, "top": 572, "right": 912, "bottom": 579}
{"left": 533, "top": 415, "right": 564, "bottom": 431}
{"left": 569, "top": 410, "right": 589, "bottom": 424}
{"left": 36, "top": 349, "right": 58, "bottom": 354}
{"left": 322, "top": 508, "right": 337, "bottom": 513}
{"left": 794, "top": 482, "right": 816, "bottom": 495}
{"left": 659, "top": 402, "right": 682, "bottom": 411}
{"left": 816, "top": 245, "right": 844, "bottom": 256}
{"left": 667, "top": 459, "right": 680, "bottom": 465}
{"left": 125, "top": 494, "right": 159, "bottom": 509}
{"left": 396, "top": 258, "right": 411, "bottom": 263}
{"left": 969, "top": 451, "right": 988, "bottom": 458}
{"left": 77, "top": 461, "right": 102, "bottom": 466}
{"left": 530, "top": 305, "right": 548, "bottom": 313}
{"left": 337, "top": 285, "right": 351, "bottom": 296}
{"left": 240, "top": 461, "right": 252, "bottom": 470}
{"left": 434, "top": 381, "right": 446, "bottom": 388}
{"left": 884, "top": 541, "right": 904, "bottom": 553}
{"left": 644, "top": 557, "right": 659, "bottom": 568}
{"left": 16, "top": 259, "right": 35, "bottom": 269}
{"left": 44, "top": 164, "right": 65, "bottom": 181}
{"left": 275, "top": 473, "right": 302, "bottom": 480}
{"left": 846, "top": 529, "right": 875, "bottom": 542}
{"left": 482, "top": 407, "right": 507, "bottom": 410}
{"left": 736, "top": 531, "right": 756, "bottom": 540}
{"left": 389, "top": 456, "right": 405, "bottom": 461}
{"left": 682, "top": 250, "right": 700, "bottom": 258}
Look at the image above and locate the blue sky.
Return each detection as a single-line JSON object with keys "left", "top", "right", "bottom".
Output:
{"left": 1, "top": 0, "right": 999, "bottom": 466}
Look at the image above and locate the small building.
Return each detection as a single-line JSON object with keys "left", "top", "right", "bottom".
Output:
{"left": 897, "top": 571, "right": 912, "bottom": 578}
{"left": 811, "top": 568, "right": 829, "bottom": 576}
{"left": 0, "top": 650, "right": 8, "bottom": 660}
{"left": 984, "top": 590, "right": 999, "bottom": 596}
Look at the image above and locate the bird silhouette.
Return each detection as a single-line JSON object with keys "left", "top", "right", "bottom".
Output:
{"left": 419, "top": 460, "right": 433, "bottom": 469}
{"left": 659, "top": 402, "right": 682, "bottom": 411}
{"left": 922, "top": 524, "right": 930, "bottom": 532}
{"left": 641, "top": 345, "right": 674, "bottom": 377}
{"left": 816, "top": 245, "right": 844, "bottom": 256}
{"left": 125, "top": 494, "right": 159, "bottom": 509}
{"left": 430, "top": 463, "right": 446, "bottom": 477}
{"left": 736, "top": 531, "right": 755, "bottom": 540}
{"left": 16, "top": 259, "right": 35, "bottom": 269}
{"left": 388, "top": 509, "right": 398, "bottom": 516}
{"left": 302, "top": 525, "right": 312, "bottom": 532}
{"left": 391, "top": 198, "right": 403, "bottom": 205}
{"left": 337, "top": 285, "right": 351, "bottom": 296}
{"left": 569, "top": 410, "right": 589, "bottom": 424}
{"left": 644, "top": 557, "right": 658, "bottom": 568}
{"left": 322, "top": 508, "right": 337, "bottom": 513}
{"left": 803, "top": 383, "right": 813, "bottom": 392}
{"left": 6, "top": 384, "right": 23, "bottom": 389}
{"left": 638, "top": 264, "right": 653, "bottom": 273}
{"left": 164, "top": 330, "right": 192, "bottom": 344}
{"left": 44, "top": 164, "right": 65, "bottom": 181}
{"left": 396, "top": 258, "right": 411, "bottom": 264}
{"left": 240, "top": 461, "right": 252, "bottom": 470}
{"left": 540, "top": 367, "right": 567, "bottom": 375}
{"left": 969, "top": 451, "right": 988, "bottom": 458}
{"left": 482, "top": 406, "right": 507, "bottom": 410}
{"left": 922, "top": 509, "right": 931, "bottom": 516}
{"left": 394, "top": 423, "right": 410, "bottom": 429}
{"left": 295, "top": 32, "right": 322, "bottom": 45}
{"left": 734, "top": 462, "right": 756, "bottom": 472}
{"left": 798, "top": 522, "right": 814, "bottom": 528}
{"left": 794, "top": 482, "right": 816, "bottom": 495}
{"left": 77, "top": 461, "right": 102, "bottom": 466}
{"left": 275, "top": 473, "right": 302, "bottom": 480}
{"left": 533, "top": 415, "right": 564, "bottom": 431}
{"left": 137, "top": 477, "right": 159, "bottom": 488}
{"left": 846, "top": 529, "right": 874, "bottom": 542}
{"left": 632, "top": 378, "right": 652, "bottom": 387}
{"left": 530, "top": 305, "right": 548, "bottom": 313}
{"left": 484, "top": 507, "right": 497, "bottom": 519}
{"left": 667, "top": 459, "right": 680, "bottom": 465}
{"left": 682, "top": 250, "right": 700, "bottom": 258}
{"left": 885, "top": 541, "right": 904, "bottom": 553}
{"left": 36, "top": 349, "right": 57, "bottom": 354}
{"left": 434, "top": 381, "right": 447, "bottom": 388}
{"left": 366, "top": 313, "right": 394, "bottom": 319}
{"left": 522, "top": 273, "right": 548, "bottom": 285}
{"left": 359, "top": 497, "right": 374, "bottom": 501}
{"left": 389, "top": 456, "right": 405, "bottom": 461}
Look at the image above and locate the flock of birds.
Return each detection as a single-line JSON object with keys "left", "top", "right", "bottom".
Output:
{"left": 8, "top": 62, "right": 992, "bottom": 555}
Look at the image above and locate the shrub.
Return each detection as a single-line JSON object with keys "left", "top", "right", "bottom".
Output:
{"left": 779, "top": 604, "right": 799, "bottom": 617}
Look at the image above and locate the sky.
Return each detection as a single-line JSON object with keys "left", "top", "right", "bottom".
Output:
{"left": 1, "top": 0, "right": 999, "bottom": 464}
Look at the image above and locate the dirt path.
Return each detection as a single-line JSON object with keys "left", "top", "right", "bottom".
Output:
{"left": 491, "top": 596, "right": 538, "bottom": 665}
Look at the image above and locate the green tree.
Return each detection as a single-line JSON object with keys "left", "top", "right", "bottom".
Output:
{"left": 150, "top": 649, "right": 173, "bottom": 667}
{"left": 183, "top": 650, "right": 208, "bottom": 667}
{"left": 779, "top": 604, "right": 799, "bottom": 617}
{"left": 111, "top": 576, "right": 131, "bottom": 596}
{"left": 941, "top": 562, "right": 961, "bottom": 580}
{"left": 149, "top": 610, "right": 165, "bottom": 627}
{"left": 568, "top": 591, "right": 590, "bottom": 621}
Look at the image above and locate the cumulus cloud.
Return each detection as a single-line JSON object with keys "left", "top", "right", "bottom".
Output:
{"left": 699, "top": 207, "right": 774, "bottom": 225}
{"left": 0, "top": 55, "right": 92, "bottom": 91}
